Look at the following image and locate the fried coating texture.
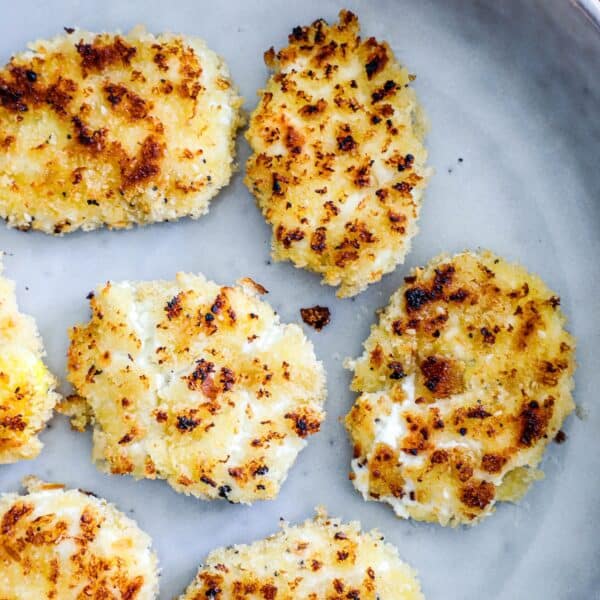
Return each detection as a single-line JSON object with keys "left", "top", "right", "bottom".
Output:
{"left": 179, "top": 509, "right": 423, "bottom": 599}
{"left": 345, "top": 251, "right": 575, "bottom": 525}
{"left": 66, "top": 274, "right": 326, "bottom": 503}
{"left": 0, "top": 27, "right": 242, "bottom": 234}
{"left": 0, "top": 260, "right": 59, "bottom": 463}
{"left": 0, "top": 478, "right": 158, "bottom": 599}
{"left": 245, "top": 10, "right": 429, "bottom": 297}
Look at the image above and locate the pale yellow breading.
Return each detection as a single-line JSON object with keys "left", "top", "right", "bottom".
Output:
{"left": 345, "top": 251, "right": 575, "bottom": 526}
{"left": 0, "top": 259, "right": 59, "bottom": 463}
{"left": 245, "top": 10, "right": 429, "bottom": 297}
{"left": 65, "top": 274, "right": 326, "bottom": 503}
{"left": 0, "top": 27, "right": 243, "bottom": 234}
{"left": 179, "top": 508, "right": 423, "bottom": 599}
{"left": 0, "top": 478, "right": 158, "bottom": 599}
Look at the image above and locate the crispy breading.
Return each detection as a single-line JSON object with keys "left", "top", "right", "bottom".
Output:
{"left": 179, "top": 508, "right": 423, "bottom": 599}
{"left": 0, "top": 478, "right": 158, "bottom": 599}
{"left": 0, "top": 27, "right": 242, "bottom": 234}
{"left": 245, "top": 10, "right": 429, "bottom": 297}
{"left": 65, "top": 273, "right": 326, "bottom": 503}
{"left": 345, "top": 251, "right": 575, "bottom": 525}
{"left": 0, "top": 259, "right": 59, "bottom": 463}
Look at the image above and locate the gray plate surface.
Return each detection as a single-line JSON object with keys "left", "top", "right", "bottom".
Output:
{"left": 0, "top": 1, "right": 598, "bottom": 598}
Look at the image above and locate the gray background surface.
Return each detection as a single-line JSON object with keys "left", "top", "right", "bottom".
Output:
{"left": 0, "top": 1, "right": 598, "bottom": 598}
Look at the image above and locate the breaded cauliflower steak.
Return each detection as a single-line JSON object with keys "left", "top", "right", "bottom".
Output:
{"left": 179, "top": 509, "right": 423, "bottom": 599}
{"left": 245, "top": 10, "right": 429, "bottom": 297}
{"left": 0, "top": 478, "right": 158, "bottom": 599}
{"left": 0, "top": 27, "right": 242, "bottom": 234}
{"left": 345, "top": 251, "right": 575, "bottom": 526}
{"left": 66, "top": 274, "right": 326, "bottom": 503}
{"left": 0, "top": 260, "right": 59, "bottom": 463}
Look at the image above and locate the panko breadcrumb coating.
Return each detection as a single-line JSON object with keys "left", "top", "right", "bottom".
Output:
{"left": 0, "top": 477, "right": 159, "bottom": 599}
{"left": 245, "top": 10, "right": 429, "bottom": 297}
{"left": 0, "top": 27, "right": 242, "bottom": 234}
{"left": 65, "top": 274, "right": 326, "bottom": 503}
{"left": 345, "top": 251, "right": 575, "bottom": 526}
{"left": 179, "top": 508, "right": 423, "bottom": 599}
{"left": 0, "top": 260, "right": 59, "bottom": 463}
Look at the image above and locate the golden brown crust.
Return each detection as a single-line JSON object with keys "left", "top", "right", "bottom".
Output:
{"left": 0, "top": 480, "right": 158, "bottom": 599}
{"left": 65, "top": 273, "right": 326, "bottom": 504}
{"left": 345, "top": 250, "right": 576, "bottom": 525}
{"left": 245, "top": 10, "right": 429, "bottom": 297}
{"left": 0, "top": 27, "right": 242, "bottom": 234}
{"left": 179, "top": 509, "right": 423, "bottom": 599}
{"left": 0, "top": 260, "right": 60, "bottom": 463}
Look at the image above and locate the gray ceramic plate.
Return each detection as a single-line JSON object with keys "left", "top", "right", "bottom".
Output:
{"left": 1, "top": 1, "right": 598, "bottom": 598}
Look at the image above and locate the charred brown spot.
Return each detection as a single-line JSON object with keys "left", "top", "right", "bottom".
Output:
{"left": 518, "top": 399, "right": 552, "bottom": 447}
{"left": 184, "top": 359, "right": 219, "bottom": 400}
{"left": 219, "top": 367, "right": 235, "bottom": 392}
{"left": 310, "top": 226, "right": 327, "bottom": 253}
{"left": 300, "top": 305, "right": 331, "bottom": 331}
{"left": 290, "top": 25, "right": 309, "bottom": 42}
{"left": 76, "top": 37, "right": 136, "bottom": 73}
{"left": 313, "top": 40, "right": 338, "bottom": 66}
{"left": 154, "top": 410, "right": 168, "bottom": 423}
{"left": 176, "top": 415, "right": 199, "bottom": 432}
{"left": 388, "top": 361, "right": 406, "bottom": 380}
{"left": 285, "top": 410, "right": 321, "bottom": 438}
{"left": 211, "top": 294, "right": 225, "bottom": 315}
{"left": 460, "top": 480, "right": 495, "bottom": 510}
{"left": 371, "top": 79, "right": 397, "bottom": 103}
{"left": 368, "top": 443, "right": 405, "bottom": 499}
{"left": 481, "top": 454, "right": 507, "bottom": 473}
{"left": 392, "top": 320, "right": 403, "bottom": 336}
{"left": 538, "top": 359, "right": 569, "bottom": 387}
{"left": 480, "top": 327, "right": 496, "bottom": 344}
{"left": 449, "top": 288, "right": 469, "bottom": 302}
{"left": 45, "top": 77, "right": 77, "bottom": 114}
{"left": 299, "top": 98, "right": 327, "bottom": 116}
{"left": 334, "top": 249, "right": 359, "bottom": 267}
{"left": 405, "top": 287, "right": 430, "bottom": 312}
{"left": 430, "top": 449, "right": 449, "bottom": 464}
{"left": 337, "top": 134, "right": 356, "bottom": 151}
{"left": 120, "top": 135, "right": 164, "bottom": 189}
{"left": 103, "top": 83, "right": 148, "bottom": 119}
{"left": 0, "top": 68, "right": 35, "bottom": 112}
{"left": 370, "top": 345, "right": 383, "bottom": 368}
{"left": 354, "top": 165, "right": 371, "bottom": 187}
{"left": 0, "top": 415, "right": 27, "bottom": 431}
{"left": 420, "top": 355, "right": 463, "bottom": 398}
{"left": 200, "top": 475, "right": 217, "bottom": 487}
{"left": 285, "top": 125, "right": 304, "bottom": 154}
{"left": 1, "top": 502, "right": 33, "bottom": 535}
{"left": 272, "top": 173, "right": 286, "bottom": 195}
{"left": 71, "top": 116, "right": 107, "bottom": 151}
{"left": 466, "top": 406, "right": 492, "bottom": 419}
{"left": 165, "top": 293, "right": 183, "bottom": 319}
{"left": 261, "top": 584, "right": 278, "bottom": 600}
{"left": 277, "top": 225, "right": 305, "bottom": 249}
{"left": 548, "top": 295, "right": 561, "bottom": 308}
{"left": 364, "top": 39, "right": 389, "bottom": 79}
{"left": 153, "top": 52, "right": 169, "bottom": 72}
